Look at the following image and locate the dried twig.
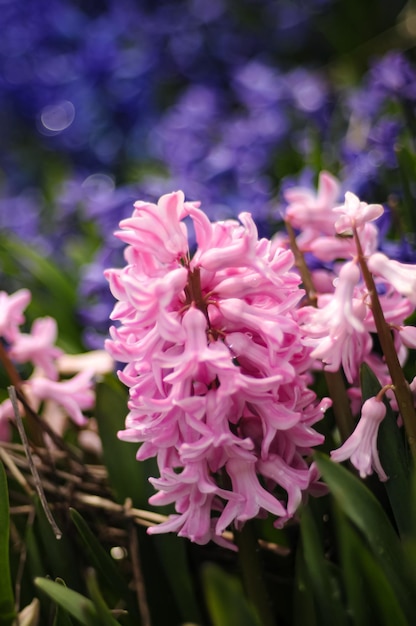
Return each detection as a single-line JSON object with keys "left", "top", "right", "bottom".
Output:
{"left": 125, "top": 498, "right": 152, "bottom": 626}
{"left": 0, "top": 446, "right": 33, "bottom": 497}
{"left": 8, "top": 386, "right": 63, "bottom": 540}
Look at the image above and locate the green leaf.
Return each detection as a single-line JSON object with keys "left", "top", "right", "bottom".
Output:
{"left": 95, "top": 376, "right": 150, "bottom": 508}
{"left": 53, "top": 606, "right": 74, "bottom": 626}
{"left": 315, "top": 452, "right": 416, "bottom": 623}
{"left": 335, "top": 505, "right": 408, "bottom": 626}
{"left": 0, "top": 460, "right": 16, "bottom": 626}
{"left": 360, "top": 362, "right": 412, "bottom": 536}
{"left": 85, "top": 569, "right": 123, "bottom": 626}
{"left": 202, "top": 563, "right": 261, "bottom": 626}
{"left": 300, "top": 505, "right": 347, "bottom": 626}
{"left": 69, "top": 508, "right": 138, "bottom": 617}
{"left": 355, "top": 541, "right": 409, "bottom": 626}
{"left": 52, "top": 580, "right": 74, "bottom": 626}
{"left": 294, "top": 544, "right": 317, "bottom": 626}
{"left": 333, "top": 504, "right": 371, "bottom": 626}
{"left": 35, "top": 578, "right": 99, "bottom": 626}
{"left": 33, "top": 499, "right": 80, "bottom": 591}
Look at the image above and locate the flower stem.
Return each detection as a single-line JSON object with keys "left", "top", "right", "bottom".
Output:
{"left": 285, "top": 221, "right": 355, "bottom": 440}
{"left": 235, "top": 522, "right": 276, "bottom": 626}
{"left": 0, "top": 342, "right": 44, "bottom": 446}
{"left": 354, "top": 228, "right": 416, "bottom": 458}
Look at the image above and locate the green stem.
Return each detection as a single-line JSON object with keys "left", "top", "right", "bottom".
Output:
{"left": 324, "top": 371, "right": 355, "bottom": 441}
{"left": 354, "top": 228, "right": 416, "bottom": 458}
{"left": 235, "top": 522, "right": 276, "bottom": 626}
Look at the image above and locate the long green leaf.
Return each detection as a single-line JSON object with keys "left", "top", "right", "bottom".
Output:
{"left": 294, "top": 543, "right": 317, "bottom": 626}
{"left": 315, "top": 452, "right": 416, "bottom": 623}
{"left": 35, "top": 578, "right": 98, "bottom": 626}
{"left": 85, "top": 569, "right": 123, "bottom": 626}
{"left": 33, "top": 499, "right": 80, "bottom": 591}
{"left": 360, "top": 362, "right": 412, "bottom": 536}
{"left": 333, "top": 504, "right": 371, "bottom": 626}
{"left": 335, "top": 505, "right": 408, "bottom": 626}
{"left": 95, "top": 376, "right": 149, "bottom": 508}
{"left": 69, "top": 508, "right": 137, "bottom": 615}
{"left": 0, "top": 460, "right": 16, "bottom": 626}
{"left": 202, "top": 563, "right": 261, "bottom": 626}
{"left": 300, "top": 505, "right": 347, "bottom": 626}
{"left": 52, "top": 580, "right": 74, "bottom": 626}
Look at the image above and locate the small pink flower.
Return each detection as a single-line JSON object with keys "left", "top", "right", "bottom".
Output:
{"left": 284, "top": 170, "right": 340, "bottom": 234}
{"left": 0, "top": 289, "right": 31, "bottom": 342}
{"left": 368, "top": 253, "right": 416, "bottom": 305}
{"left": 27, "top": 370, "right": 95, "bottom": 426}
{"left": 299, "top": 261, "right": 369, "bottom": 382}
{"left": 398, "top": 325, "right": 416, "bottom": 349}
{"left": 333, "top": 191, "right": 384, "bottom": 234}
{"left": 9, "top": 317, "right": 62, "bottom": 379}
{"left": 331, "top": 396, "right": 387, "bottom": 481}
{"left": 116, "top": 191, "right": 190, "bottom": 264}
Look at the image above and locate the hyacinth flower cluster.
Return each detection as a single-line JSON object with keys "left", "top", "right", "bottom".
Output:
{"left": 284, "top": 171, "right": 416, "bottom": 480}
{"left": 0, "top": 288, "right": 99, "bottom": 441}
{"left": 105, "top": 191, "right": 331, "bottom": 545}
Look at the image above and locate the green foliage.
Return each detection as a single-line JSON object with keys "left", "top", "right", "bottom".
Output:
{"left": 0, "top": 461, "right": 16, "bottom": 626}
{"left": 299, "top": 504, "right": 347, "bottom": 626}
{"left": 315, "top": 452, "right": 416, "bottom": 625}
{"left": 202, "top": 563, "right": 261, "bottom": 626}
{"left": 69, "top": 508, "right": 140, "bottom": 622}
{"left": 35, "top": 577, "right": 119, "bottom": 626}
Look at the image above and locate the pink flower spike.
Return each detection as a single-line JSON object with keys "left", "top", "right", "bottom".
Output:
{"left": 333, "top": 191, "right": 384, "bottom": 234}
{"left": 368, "top": 253, "right": 416, "bottom": 304}
{"left": 331, "top": 396, "right": 387, "bottom": 481}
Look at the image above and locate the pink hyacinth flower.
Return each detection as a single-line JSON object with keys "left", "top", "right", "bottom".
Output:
{"left": 0, "top": 289, "right": 31, "bottom": 342}
{"left": 27, "top": 370, "right": 95, "bottom": 426}
{"left": 300, "top": 261, "right": 368, "bottom": 382}
{"left": 333, "top": 191, "right": 384, "bottom": 234}
{"left": 9, "top": 317, "right": 63, "bottom": 380}
{"left": 331, "top": 396, "right": 387, "bottom": 481}
{"left": 284, "top": 170, "right": 340, "bottom": 234}
{"left": 105, "top": 190, "right": 331, "bottom": 544}
{"left": 368, "top": 252, "right": 416, "bottom": 305}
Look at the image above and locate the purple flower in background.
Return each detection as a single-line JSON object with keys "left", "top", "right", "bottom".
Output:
{"left": 368, "top": 51, "right": 416, "bottom": 101}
